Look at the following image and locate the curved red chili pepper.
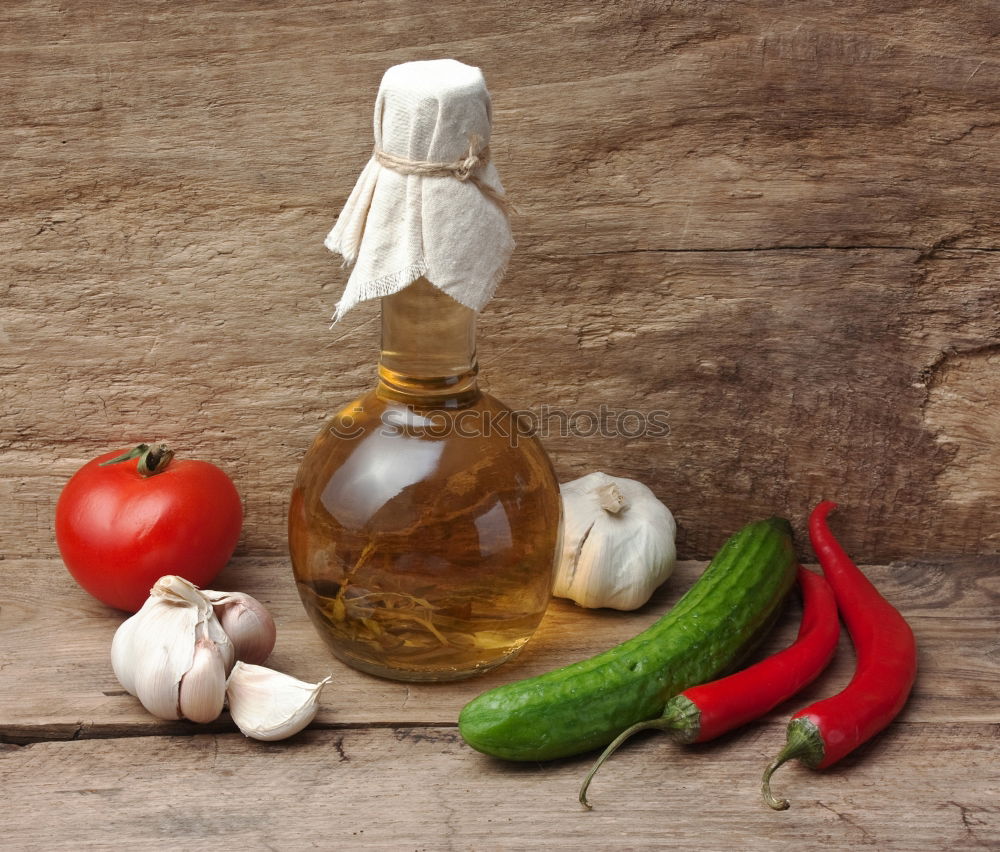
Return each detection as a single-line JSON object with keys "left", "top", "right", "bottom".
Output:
{"left": 762, "top": 500, "right": 918, "bottom": 810}
{"left": 580, "top": 565, "right": 840, "bottom": 808}
{"left": 688, "top": 565, "right": 840, "bottom": 742}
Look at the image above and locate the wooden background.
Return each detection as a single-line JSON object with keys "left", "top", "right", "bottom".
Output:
{"left": 4, "top": 0, "right": 1000, "bottom": 563}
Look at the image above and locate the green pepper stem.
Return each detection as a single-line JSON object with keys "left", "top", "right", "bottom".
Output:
{"left": 100, "top": 443, "right": 174, "bottom": 477}
{"left": 761, "top": 718, "right": 825, "bottom": 811}
{"left": 579, "top": 715, "right": 680, "bottom": 809}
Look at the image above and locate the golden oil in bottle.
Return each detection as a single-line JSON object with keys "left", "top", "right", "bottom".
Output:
{"left": 289, "top": 279, "right": 560, "bottom": 681}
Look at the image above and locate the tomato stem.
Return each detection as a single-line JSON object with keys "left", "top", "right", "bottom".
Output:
{"left": 139, "top": 445, "right": 174, "bottom": 476}
{"left": 100, "top": 443, "right": 175, "bottom": 477}
{"left": 100, "top": 444, "right": 149, "bottom": 466}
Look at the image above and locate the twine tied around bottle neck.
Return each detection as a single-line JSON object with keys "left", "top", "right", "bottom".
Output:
{"left": 373, "top": 134, "right": 513, "bottom": 218}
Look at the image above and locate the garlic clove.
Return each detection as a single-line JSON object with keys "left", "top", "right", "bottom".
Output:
{"left": 556, "top": 493, "right": 600, "bottom": 593}
{"left": 226, "top": 661, "right": 331, "bottom": 742}
{"left": 110, "top": 593, "right": 153, "bottom": 697}
{"left": 178, "top": 637, "right": 227, "bottom": 723}
{"left": 203, "top": 590, "right": 277, "bottom": 666}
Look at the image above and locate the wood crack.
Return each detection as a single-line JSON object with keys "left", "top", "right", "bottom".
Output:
{"left": 817, "top": 802, "right": 879, "bottom": 845}
{"left": 1, "top": 719, "right": 459, "bottom": 746}
{"left": 534, "top": 246, "right": 1000, "bottom": 257}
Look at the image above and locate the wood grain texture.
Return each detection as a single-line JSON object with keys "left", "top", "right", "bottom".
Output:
{"left": 2, "top": 556, "right": 997, "bottom": 849}
{"left": 3, "top": 0, "right": 1000, "bottom": 564}
{"left": 3, "top": 723, "right": 998, "bottom": 851}
{"left": 2, "top": 558, "right": 997, "bottom": 740}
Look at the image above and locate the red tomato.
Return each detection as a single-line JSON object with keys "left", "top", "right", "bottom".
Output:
{"left": 55, "top": 445, "right": 243, "bottom": 612}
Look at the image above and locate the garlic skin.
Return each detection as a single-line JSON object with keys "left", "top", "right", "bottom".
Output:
{"left": 111, "top": 575, "right": 234, "bottom": 721}
{"left": 553, "top": 472, "right": 677, "bottom": 611}
{"left": 226, "top": 662, "right": 331, "bottom": 742}
{"left": 203, "top": 590, "right": 277, "bottom": 665}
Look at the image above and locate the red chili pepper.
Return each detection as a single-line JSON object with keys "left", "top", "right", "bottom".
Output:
{"left": 579, "top": 565, "right": 840, "bottom": 808}
{"left": 761, "top": 500, "right": 918, "bottom": 810}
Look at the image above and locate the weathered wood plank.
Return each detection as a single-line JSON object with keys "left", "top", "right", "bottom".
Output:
{"left": 2, "top": 1, "right": 1000, "bottom": 562}
{"left": 2, "top": 558, "right": 997, "bottom": 742}
{"left": 4, "top": 1, "right": 999, "bottom": 252}
{"left": 3, "top": 248, "right": 999, "bottom": 561}
{"left": 2, "top": 723, "right": 997, "bottom": 850}
{"left": 485, "top": 248, "right": 1000, "bottom": 561}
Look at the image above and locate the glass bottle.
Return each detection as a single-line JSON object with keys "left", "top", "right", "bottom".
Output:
{"left": 288, "top": 277, "right": 561, "bottom": 681}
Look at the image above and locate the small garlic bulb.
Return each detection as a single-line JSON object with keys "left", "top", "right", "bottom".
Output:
{"left": 553, "top": 472, "right": 677, "bottom": 611}
{"left": 203, "top": 590, "right": 277, "bottom": 665}
{"left": 111, "top": 575, "right": 235, "bottom": 721}
{"left": 226, "top": 662, "right": 331, "bottom": 741}
{"left": 112, "top": 577, "right": 328, "bottom": 737}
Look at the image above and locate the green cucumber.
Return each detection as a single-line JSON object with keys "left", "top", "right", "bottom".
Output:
{"left": 458, "top": 517, "right": 797, "bottom": 761}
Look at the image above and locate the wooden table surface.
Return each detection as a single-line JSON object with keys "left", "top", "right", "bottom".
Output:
{"left": 2, "top": 556, "right": 998, "bottom": 850}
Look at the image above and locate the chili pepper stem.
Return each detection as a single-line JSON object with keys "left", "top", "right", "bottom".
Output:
{"left": 762, "top": 718, "right": 825, "bottom": 811}
{"left": 579, "top": 713, "right": 683, "bottom": 809}
{"left": 100, "top": 443, "right": 174, "bottom": 477}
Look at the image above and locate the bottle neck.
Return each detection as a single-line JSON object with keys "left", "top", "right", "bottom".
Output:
{"left": 377, "top": 278, "right": 480, "bottom": 406}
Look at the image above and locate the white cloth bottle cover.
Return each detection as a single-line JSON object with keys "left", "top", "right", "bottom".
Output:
{"left": 324, "top": 59, "right": 515, "bottom": 323}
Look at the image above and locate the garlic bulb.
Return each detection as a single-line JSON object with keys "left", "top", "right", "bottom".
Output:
{"left": 226, "top": 662, "right": 331, "bottom": 741}
{"left": 111, "top": 575, "right": 235, "bottom": 721}
{"left": 203, "top": 590, "right": 277, "bottom": 665}
{"left": 553, "top": 472, "right": 677, "bottom": 611}
{"left": 112, "top": 577, "right": 328, "bottom": 737}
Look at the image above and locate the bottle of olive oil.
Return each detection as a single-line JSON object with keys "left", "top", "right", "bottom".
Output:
{"left": 288, "top": 60, "right": 560, "bottom": 681}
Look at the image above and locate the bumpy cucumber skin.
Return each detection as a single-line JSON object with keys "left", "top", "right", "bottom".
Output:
{"left": 458, "top": 517, "right": 797, "bottom": 761}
